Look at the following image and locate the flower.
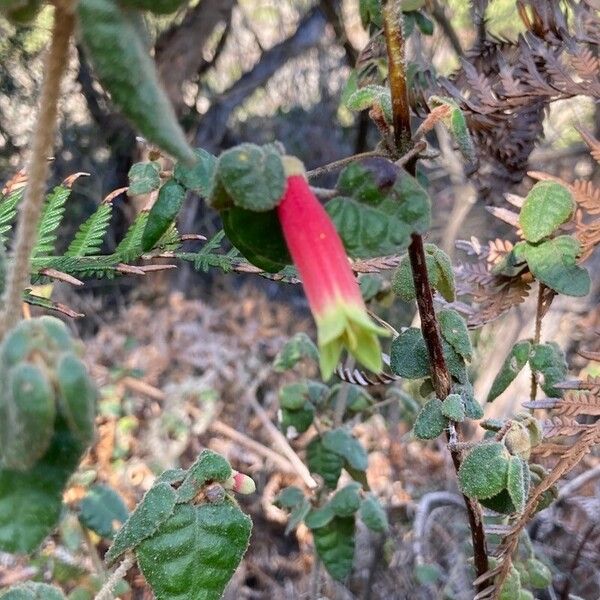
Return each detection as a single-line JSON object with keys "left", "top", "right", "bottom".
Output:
{"left": 277, "top": 158, "right": 389, "bottom": 379}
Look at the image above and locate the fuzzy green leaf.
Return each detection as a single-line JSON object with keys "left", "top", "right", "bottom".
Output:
{"left": 519, "top": 181, "right": 574, "bottom": 243}
{"left": 142, "top": 180, "right": 186, "bottom": 251}
{"left": 487, "top": 341, "right": 531, "bottom": 402}
{"left": 128, "top": 162, "right": 161, "bottom": 196}
{"left": 305, "top": 504, "right": 335, "bottom": 529}
{"left": 390, "top": 328, "right": 430, "bottom": 379}
{"left": 78, "top": 484, "right": 128, "bottom": 540}
{"left": 506, "top": 456, "right": 529, "bottom": 514}
{"left": 312, "top": 516, "right": 355, "bottom": 581}
{"left": 346, "top": 85, "right": 392, "bottom": 123}
{"left": 273, "top": 332, "right": 319, "bottom": 371}
{"left": 530, "top": 342, "right": 567, "bottom": 397}
{"left": 136, "top": 500, "right": 251, "bottom": 600}
{"left": 285, "top": 499, "right": 311, "bottom": 535}
{"left": 458, "top": 442, "right": 511, "bottom": 500}
{"left": 359, "top": 494, "right": 388, "bottom": 532}
{"left": 274, "top": 486, "right": 305, "bottom": 510}
{"left": 322, "top": 428, "right": 368, "bottom": 471}
{"left": 0, "top": 583, "right": 66, "bottom": 599}
{"left": 326, "top": 160, "right": 431, "bottom": 258}
{"left": 525, "top": 558, "right": 552, "bottom": 589}
{"left": 176, "top": 450, "right": 232, "bottom": 503}
{"left": 413, "top": 398, "right": 447, "bottom": 439}
{"left": 174, "top": 148, "right": 217, "bottom": 196}
{"left": 438, "top": 309, "right": 472, "bottom": 361}
{"left": 441, "top": 393, "right": 466, "bottom": 422}
{"left": 330, "top": 482, "right": 361, "bottom": 517}
{"left": 78, "top": 0, "right": 194, "bottom": 162}
{"left": 307, "top": 436, "right": 344, "bottom": 489}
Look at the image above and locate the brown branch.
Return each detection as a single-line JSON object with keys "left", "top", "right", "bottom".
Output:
{"left": 382, "top": 1, "right": 489, "bottom": 586}
{"left": 529, "top": 283, "right": 546, "bottom": 402}
{"left": 0, "top": 8, "right": 74, "bottom": 339}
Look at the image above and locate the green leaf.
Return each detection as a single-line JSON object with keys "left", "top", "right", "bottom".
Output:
{"left": 274, "top": 486, "right": 305, "bottom": 509}
{"left": 281, "top": 403, "right": 315, "bottom": 434}
{"left": 128, "top": 162, "right": 161, "bottom": 196}
{"left": 516, "top": 236, "right": 591, "bottom": 297}
{"left": 322, "top": 428, "right": 368, "bottom": 471}
{"left": 530, "top": 342, "right": 567, "bottom": 397}
{"left": 174, "top": 148, "right": 217, "bottom": 196}
{"left": 142, "top": 180, "right": 186, "bottom": 251}
{"left": 0, "top": 416, "right": 86, "bottom": 553}
{"left": 0, "top": 583, "right": 66, "bottom": 599}
{"left": 136, "top": 500, "right": 251, "bottom": 600}
{"left": 215, "top": 143, "right": 285, "bottom": 212}
{"left": 498, "top": 565, "right": 522, "bottom": 600}
{"left": 33, "top": 184, "right": 71, "bottom": 257}
{"left": 429, "top": 96, "right": 475, "bottom": 164}
{"left": 390, "top": 328, "right": 430, "bottom": 379}
{"left": 78, "top": 484, "right": 129, "bottom": 540}
{"left": 285, "top": 499, "right": 311, "bottom": 535}
{"left": 176, "top": 449, "right": 232, "bottom": 503}
{"left": 65, "top": 203, "right": 112, "bottom": 257}
{"left": 414, "top": 10, "right": 434, "bottom": 35}
{"left": 0, "top": 187, "right": 23, "bottom": 247}
{"left": 427, "top": 244, "right": 456, "bottom": 302}
{"left": 506, "top": 456, "right": 528, "bottom": 514}
{"left": 326, "top": 160, "right": 431, "bottom": 258}
{"left": 414, "top": 564, "right": 443, "bottom": 585}
{"left": 487, "top": 341, "right": 531, "bottom": 402}
{"left": 359, "top": 0, "right": 382, "bottom": 28}
{"left": 519, "top": 181, "right": 574, "bottom": 243}
{"left": 453, "top": 382, "right": 484, "bottom": 419}
{"left": 413, "top": 398, "right": 447, "bottom": 439}
{"left": 78, "top": 0, "right": 194, "bottom": 162}
{"left": 222, "top": 206, "right": 290, "bottom": 272}
{"left": 359, "top": 494, "right": 388, "bottom": 532}
{"left": 441, "top": 393, "right": 466, "bottom": 422}
{"left": 524, "top": 558, "right": 552, "bottom": 589}
{"left": 312, "top": 517, "right": 355, "bottom": 581}
{"left": 330, "top": 482, "right": 361, "bottom": 517}
{"left": 305, "top": 504, "right": 335, "bottom": 529}
{"left": 458, "top": 442, "right": 511, "bottom": 500}
{"left": 307, "top": 436, "right": 343, "bottom": 489}
{"left": 279, "top": 383, "right": 309, "bottom": 410}
{"left": 114, "top": 212, "right": 148, "bottom": 262}
{"left": 105, "top": 482, "right": 176, "bottom": 565}
{"left": 346, "top": 85, "right": 392, "bottom": 123}
{"left": 118, "top": 0, "right": 186, "bottom": 14}
{"left": 273, "top": 332, "right": 319, "bottom": 371}
{"left": 438, "top": 309, "right": 472, "bottom": 361}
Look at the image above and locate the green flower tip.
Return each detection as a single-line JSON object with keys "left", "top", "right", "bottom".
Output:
{"left": 316, "top": 302, "right": 390, "bottom": 380}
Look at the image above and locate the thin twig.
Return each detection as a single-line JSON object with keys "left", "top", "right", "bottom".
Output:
{"left": 0, "top": 9, "right": 74, "bottom": 339}
{"left": 382, "top": 1, "right": 489, "bottom": 586}
{"left": 530, "top": 283, "right": 546, "bottom": 402}
{"left": 93, "top": 553, "right": 134, "bottom": 600}
{"left": 306, "top": 150, "right": 388, "bottom": 180}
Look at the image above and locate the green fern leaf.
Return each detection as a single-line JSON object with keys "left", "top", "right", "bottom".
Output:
{"left": 114, "top": 212, "right": 149, "bottom": 262}
{"left": 66, "top": 203, "right": 113, "bottom": 257}
{"left": 154, "top": 223, "right": 181, "bottom": 252}
{"left": 0, "top": 187, "right": 24, "bottom": 247}
{"left": 33, "top": 185, "right": 71, "bottom": 257}
{"left": 31, "top": 255, "right": 122, "bottom": 279}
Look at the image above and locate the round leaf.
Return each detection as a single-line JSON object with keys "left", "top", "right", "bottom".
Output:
{"left": 458, "top": 442, "right": 511, "bottom": 500}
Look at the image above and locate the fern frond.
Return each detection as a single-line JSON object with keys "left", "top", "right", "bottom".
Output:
{"left": 65, "top": 202, "right": 113, "bottom": 257}
{"left": 154, "top": 223, "right": 181, "bottom": 253}
{"left": 0, "top": 187, "right": 23, "bottom": 247}
{"left": 31, "top": 255, "right": 122, "bottom": 279}
{"left": 114, "top": 211, "right": 149, "bottom": 262}
{"left": 33, "top": 184, "right": 71, "bottom": 257}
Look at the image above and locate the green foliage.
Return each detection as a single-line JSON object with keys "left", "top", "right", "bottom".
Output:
{"left": 359, "top": 0, "right": 382, "bottom": 28}
{"left": 142, "top": 180, "right": 186, "bottom": 251}
{"left": 524, "top": 558, "right": 552, "bottom": 588}
{"left": 274, "top": 486, "right": 305, "bottom": 509}
{"left": 279, "top": 382, "right": 315, "bottom": 433}
{"left": 506, "top": 456, "right": 529, "bottom": 514}
{"left": 174, "top": 148, "right": 217, "bottom": 196}
{"left": 487, "top": 340, "right": 531, "bottom": 402}
{"left": 390, "top": 327, "right": 430, "bottom": 378}
{"left": 273, "top": 332, "right": 319, "bottom": 371}
{"left": 0, "top": 187, "right": 22, "bottom": 247}
{"left": 118, "top": 0, "right": 186, "bottom": 14}
{"left": 33, "top": 184, "right": 70, "bottom": 257}
{"left": 78, "top": 484, "right": 129, "bottom": 539}
{"left": 77, "top": 0, "right": 194, "bottom": 162}
{"left": 329, "top": 482, "right": 362, "bottom": 517}
{"left": 530, "top": 342, "right": 567, "bottom": 397}
{"left": 311, "top": 517, "right": 355, "bottom": 581}
{"left": 429, "top": 96, "right": 476, "bottom": 164}
{"left": 519, "top": 181, "right": 574, "bottom": 243}
{"left": 128, "top": 161, "right": 161, "bottom": 196}
{"left": 322, "top": 428, "right": 368, "bottom": 472}
{"left": 212, "top": 143, "right": 286, "bottom": 212}
{"left": 458, "top": 442, "right": 511, "bottom": 500}
{"left": 307, "top": 436, "right": 344, "bottom": 489}
{"left": 359, "top": 494, "right": 388, "bottom": 532}
{"left": 438, "top": 309, "right": 472, "bottom": 361}
{"left": 65, "top": 202, "right": 112, "bottom": 258}
{"left": 413, "top": 398, "right": 447, "bottom": 439}
{"left": 514, "top": 236, "right": 591, "bottom": 297}
{"left": 0, "top": 583, "right": 66, "bottom": 599}
{"left": 346, "top": 85, "right": 392, "bottom": 123}
{"left": 441, "top": 393, "right": 466, "bottom": 422}
{"left": 326, "top": 160, "right": 431, "bottom": 258}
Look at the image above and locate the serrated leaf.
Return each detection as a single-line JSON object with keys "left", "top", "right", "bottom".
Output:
{"left": 78, "top": 484, "right": 129, "bottom": 540}
{"left": 326, "top": 160, "right": 431, "bottom": 259}
{"left": 273, "top": 332, "right": 319, "bottom": 371}
{"left": 222, "top": 206, "right": 290, "bottom": 272}
{"left": 215, "top": 143, "right": 285, "bottom": 212}
{"left": 458, "top": 442, "right": 510, "bottom": 500}
{"left": 307, "top": 436, "right": 343, "bottom": 489}
{"left": 136, "top": 500, "right": 251, "bottom": 600}
{"left": 33, "top": 185, "right": 70, "bottom": 257}
{"left": 438, "top": 309, "right": 472, "bottom": 361}
{"left": 516, "top": 236, "right": 591, "bottom": 297}
{"left": 0, "top": 416, "right": 86, "bottom": 553}
{"left": 114, "top": 212, "right": 148, "bottom": 262}
{"left": 359, "top": 494, "right": 388, "bottom": 532}
{"left": 441, "top": 393, "right": 465, "bottom": 422}
{"left": 530, "top": 342, "right": 567, "bottom": 398}
{"left": 330, "top": 482, "right": 361, "bottom": 517}
{"left": 142, "top": 180, "right": 186, "bottom": 251}
{"left": 65, "top": 203, "right": 112, "bottom": 257}
{"left": 0, "top": 187, "right": 23, "bottom": 247}
{"left": 128, "top": 162, "right": 161, "bottom": 196}
{"left": 487, "top": 341, "right": 531, "bottom": 402}
{"left": 390, "top": 328, "right": 430, "bottom": 379}
{"left": 174, "top": 148, "right": 216, "bottom": 196}
{"left": 506, "top": 456, "right": 528, "bottom": 514}
{"left": 105, "top": 482, "right": 176, "bottom": 565}
{"left": 519, "top": 181, "right": 574, "bottom": 243}
{"left": 413, "top": 398, "right": 447, "bottom": 439}
{"left": 0, "top": 583, "right": 66, "bottom": 599}
{"left": 322, "top": 428, "right": 368, "bottom": 471}
{"left": 312, "top": 517, "right": 355, "bottom": 581}
{"left": 78, "top": 0, "right": 194, "bottom": 162}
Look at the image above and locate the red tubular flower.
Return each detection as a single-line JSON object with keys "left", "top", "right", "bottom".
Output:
{"left": 277, "top": 158, "right": 388, "bottom": 379}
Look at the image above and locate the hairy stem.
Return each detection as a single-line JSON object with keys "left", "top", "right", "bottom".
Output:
{"left": 94, "top": 553, "right": 134, "bottom": 600}
{"left": 382, "top": 1, "right": 489, "bottom": 585}
{"left": 529, "top": 283, "right": 546, "bottom": 401}
{"left": 0, "top": 9, "right": 74, "bottom": 339}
